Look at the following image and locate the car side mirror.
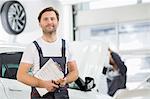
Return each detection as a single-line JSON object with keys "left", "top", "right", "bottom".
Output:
{"left": 85, "top": 77, "right": 96, "bottom": 91}
{"left": 75, "top": 77, "right": 96, "bottom": 91}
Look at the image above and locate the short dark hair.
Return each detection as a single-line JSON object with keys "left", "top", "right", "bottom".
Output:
{"left": 38, "top": 7, "right": 59, "bottom": 22}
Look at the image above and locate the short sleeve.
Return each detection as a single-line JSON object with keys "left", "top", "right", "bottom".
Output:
{"left": 21, "top": 43, "right": 37, "bottom": 64}
{"left": 66, "top": 41, "right": 76, "bottom": 62}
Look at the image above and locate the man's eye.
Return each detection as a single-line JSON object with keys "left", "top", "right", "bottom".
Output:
{"left": 51, "top": 17, "right": 56, "bottom": 21}
{"left": 43, "top": 18, "right": 48, "bottom": 21}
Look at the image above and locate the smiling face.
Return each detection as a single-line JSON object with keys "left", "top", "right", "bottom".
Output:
{"left": 39, "top": 11, "right": 59, "bottom": 35}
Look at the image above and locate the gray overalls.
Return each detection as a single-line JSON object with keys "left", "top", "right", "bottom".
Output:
{"left": 31, "top": 39, "right": 69, "bottom": 99}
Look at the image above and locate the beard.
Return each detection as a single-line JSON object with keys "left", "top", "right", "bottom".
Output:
{"left": 43, "top": 26, "right": 57, "bottom": 35}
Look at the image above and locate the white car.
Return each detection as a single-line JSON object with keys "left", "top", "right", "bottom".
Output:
{"left": 0, "top": 41, "right": 112, "bottom": 99}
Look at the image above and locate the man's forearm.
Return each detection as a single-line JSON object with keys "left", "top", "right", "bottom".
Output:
{"left": 17, "top": 73, "right": 45, "bottom": 88}
{"left": 65, "top": 71, "right": 78, "bottom": 84}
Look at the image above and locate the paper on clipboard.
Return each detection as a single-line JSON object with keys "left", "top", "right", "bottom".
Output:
{"left": 34, "top": 58, "right": 64, "bottom": 96}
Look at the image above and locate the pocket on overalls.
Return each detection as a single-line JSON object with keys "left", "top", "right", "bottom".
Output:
{"left": 54, "top": 90, "right": 69, "bottom": 99}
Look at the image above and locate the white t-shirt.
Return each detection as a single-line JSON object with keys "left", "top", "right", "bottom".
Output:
{"left": 21, "top": 37, "right": 75, "bottom": 74}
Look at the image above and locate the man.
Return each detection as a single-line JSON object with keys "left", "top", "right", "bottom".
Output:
{"left": 17, "top": 7, "right": 78, "bottom": 99}
{"left": 102, "top": 48, "right": 127, "bottom": 96}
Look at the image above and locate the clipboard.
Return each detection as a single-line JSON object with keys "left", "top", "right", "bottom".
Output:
{"left": 34, "top": 58, "right": 64, "bottom": 96}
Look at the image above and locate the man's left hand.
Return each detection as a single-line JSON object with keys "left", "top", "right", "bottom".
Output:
{"left": 54, "top": 78, "right": 67, "bottom": 87}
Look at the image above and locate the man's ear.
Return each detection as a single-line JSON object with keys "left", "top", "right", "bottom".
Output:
{"left": 39, "top": 23, "right": 41, "bottom": 27}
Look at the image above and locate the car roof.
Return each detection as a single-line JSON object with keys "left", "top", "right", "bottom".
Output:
{"left": 0, "top": 44, "right": 25, "bottom": 54}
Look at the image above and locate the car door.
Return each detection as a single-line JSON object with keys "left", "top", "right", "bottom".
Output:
{"left": 0, "top": 51, "right": 31, "bottom": 99}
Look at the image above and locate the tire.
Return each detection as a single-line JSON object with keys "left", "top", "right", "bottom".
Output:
{"left": 1, "top": 1, "right": 26, "bottom": 35}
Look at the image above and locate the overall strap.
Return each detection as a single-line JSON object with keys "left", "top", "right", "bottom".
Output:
{"left": 33, "top": 41, "right": 43, "bottom": 55}
{"left": 61, "top": 39, "right": 66, "bottom": 57}
{"left": 33, "top": 40, "right": 66, "bottom": 68}
{"left": 33, "top": 41, "right": 43, "bottom": 67}
{"left": 33, "top": 40, "right": 66, "bottom": 57}
{"left": 62, "top": 39, "right": 68, "bottom": 76}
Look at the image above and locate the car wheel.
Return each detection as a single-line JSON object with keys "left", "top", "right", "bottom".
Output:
{"left": 1, "top": 1, "right": 26, "bottom": 35}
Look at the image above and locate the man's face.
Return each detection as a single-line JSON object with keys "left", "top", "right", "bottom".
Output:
{"left": 39, "top": 11, "right": 58, "bottom": 34}
{"left": 109, "top": 54, "right": 115, "bottom": 65}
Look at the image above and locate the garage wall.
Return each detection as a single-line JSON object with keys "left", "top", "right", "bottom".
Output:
{"left": 76, "top": 3, "right": 150, "bottom": 26}
{"left": 0, "top": 0, "right": 68, "bottom": 44}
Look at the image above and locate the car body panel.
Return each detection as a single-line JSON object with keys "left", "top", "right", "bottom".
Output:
{"left": 0, "top": 78, "right": 111, "bottom": 99}
{"left": 68, "top": 89, "right": 112, "bottom": 99}
{"left": 0, "top": 78, "right": 31, "bottom": 99}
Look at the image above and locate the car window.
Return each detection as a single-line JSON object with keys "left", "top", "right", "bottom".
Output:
{"left": 2, "top": 64, "right": 19, "bottom": 79}
{"left": 0, "top": 52, "right": 23, "bottom": 79}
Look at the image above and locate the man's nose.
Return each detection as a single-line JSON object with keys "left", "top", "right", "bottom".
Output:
{"left": 47, "top": 19, "right": 52, "bottom": 23}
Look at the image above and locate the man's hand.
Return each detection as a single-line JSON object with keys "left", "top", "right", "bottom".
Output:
{"left": 43, "top": 80, "right": 59, "bottom": 92}
{"left": 54, "top": 78, "right": 67, "bottom": 87}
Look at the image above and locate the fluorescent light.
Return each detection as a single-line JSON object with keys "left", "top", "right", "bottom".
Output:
{"left": 58, "top": 0, "right": 97, "bottom": 5}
